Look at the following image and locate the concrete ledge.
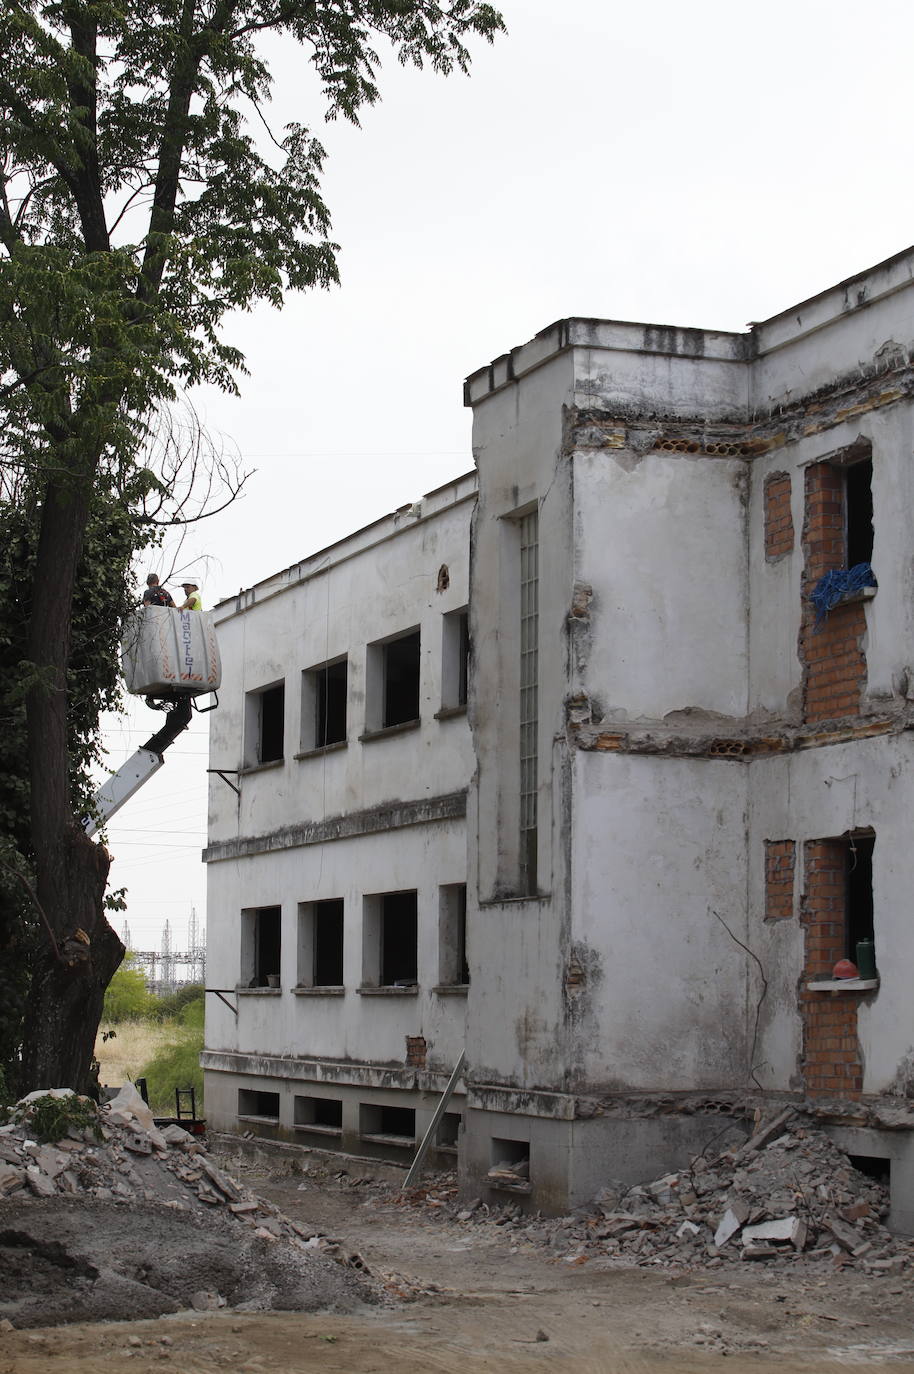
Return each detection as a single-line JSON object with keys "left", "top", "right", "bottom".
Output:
{"left": 434, "top": 705, "right": 468, "bottom": 722}
{"left": 359, "top": 719, "right": 420, "bottom": 743}
{"left": 236, "top": 986, "right": 281, "bottom": 996}
{"left": 292, "top": 986, "right": 345, "bottom": 997}
{"left": 807, "top": 978, "right": 879, "bottom": 992}
{"left": 238, "top": 759, "right": 284, "bottom": 776}
{"left": 357, "top": 985, "right": 419, "bottom": 997}
{"left": 204, "top": 789, "right": 467, "bottom": 863}
{"left": 294, "top": 741, "right": 347, "bottom": 760}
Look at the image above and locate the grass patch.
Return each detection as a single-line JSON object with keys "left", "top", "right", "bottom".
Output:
{"left": 95, "top": 1019, "right": 178, "bottom": 1090}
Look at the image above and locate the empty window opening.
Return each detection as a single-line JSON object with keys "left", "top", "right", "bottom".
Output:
{"left": 304, "top": 657, "right": 347, "bottom": 749}
{"left": 294, "top": 1095, "right": 342, "bottom": 1135}
{"left": 519, "top": 511, "right": 539, "bottom": 894}
{"left": 362, "top": 890, "right": 419, "bottom": 987}
{"left": 437, "top": 1112, "right": 461, "bottom": 1151}
{"left": 848, "top": 1153, "right": 890, "bottom": 1185}
{"left": 241, "top": 905, "right": 281, "bottom": 986}
{"left": 846, "top": 833, "right": 875, "bottom": 961}
{"left": 382, "top": 891, "right": 417, "bottom": 986}
{"left": 359, "top": 1103, "right": 416, "bottom": 1146}
{"left": 441, "top": 608, "right": 469, "bottom": 709}
{"left": 438, "top": 883, "right": 469, "bottom": 985}
{"left": 297, "top": 899, "right": 344, "bottom": 987}
{"left": 384, "top": 631, "right": 421, "bottom": 727}
{"left": 246, "top": 682, "right": 285, "bottom": 764}
{"left": 238, "top": 1089, "right": 280, "bottom": 1121}
{"left": 488, "top": 1137, "right": 531, "bottom": 1188}
{"left": 845, "top": 457, "right": 874, "bottom": 568}
{"left": 314, "top": 899, "right": 344, "bottom": 985}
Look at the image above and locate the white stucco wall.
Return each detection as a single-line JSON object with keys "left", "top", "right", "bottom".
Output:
{"left": 573, "top": 448, "right": 748, "bottom": 722}
{"left": 752, "top": 250, "right": 914, "bottom": 412}
{"left": 208, "top": 475, "right": 475, "bottom": 850}
{"left": 205, "top": 820, "right": 468, "bottom": 1070}
{"left": 205, "top": 475, "right": 476, "bottom": 1099}
{"left": 569, "top": 751, "right": 750, "bottom": 1091}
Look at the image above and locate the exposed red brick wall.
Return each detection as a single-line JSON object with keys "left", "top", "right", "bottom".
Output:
{"left": 800, "top": 840, "right": 863, "bottom": 1099}
{"left": 405, "top": 1035, "right": 427, "bottom": 1068}
{"left": 801, "top": 462, "right": 867, "bottom": 724}
{"left": 764, "top": 840, "right": 795, "bottom": 920}
{"left": 764, "top": 472, "right": 794, "bottom": 560}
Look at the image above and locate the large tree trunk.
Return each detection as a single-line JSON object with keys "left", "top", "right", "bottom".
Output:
{"left": 18, "top": 827, "right": 122, "bottom": 1094}
{"left": 21, "top": 463, "right": 123, "bottom": 1096}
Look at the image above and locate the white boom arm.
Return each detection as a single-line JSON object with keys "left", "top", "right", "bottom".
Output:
{"left": 85, "top": 748, "right": 163, "bottom": 837}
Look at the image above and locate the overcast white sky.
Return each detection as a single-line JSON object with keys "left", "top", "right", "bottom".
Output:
{"left": 101, "top": 0, "right": 914, "bottom": 952}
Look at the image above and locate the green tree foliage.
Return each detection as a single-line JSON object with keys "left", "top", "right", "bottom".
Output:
{"left": 101, "top": 953, "right": 155, "bottom": 1022}
{"left": 151, "top": 981, "right": 204, "bottom": 1023}
{"left": 0, "top": 0, "right": 503, "bottom": 1094}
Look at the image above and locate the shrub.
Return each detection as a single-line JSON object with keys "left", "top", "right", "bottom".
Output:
{"left": 138, "top": 1029, "right": 203, "bottom": 1115}
{"left": 180, "top": 993, "right": 204, "bottom": 1030}
{"left": 151, "top": 983, "right": 204, "bottom": 1022}
{"left": 12, "top": 1092, "right": 102, "bottom": 1143}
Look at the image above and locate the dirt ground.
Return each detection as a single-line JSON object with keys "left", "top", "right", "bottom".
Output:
{"left": 3, "top": 1152, "right": 914, "bottom": 1374}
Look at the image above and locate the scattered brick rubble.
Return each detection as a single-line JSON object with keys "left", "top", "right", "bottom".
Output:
{"left": 390, "top": 1112, "right": 914, "bottom": 1275}
{"left": 0, "top": 1087, "right": 375, "bottom": 1326}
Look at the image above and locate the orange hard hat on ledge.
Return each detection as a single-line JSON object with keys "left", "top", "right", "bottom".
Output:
{"left": 833, "top": 958, "right": 859, "bottom": 979}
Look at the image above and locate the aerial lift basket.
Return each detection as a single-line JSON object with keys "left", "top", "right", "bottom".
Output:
{"left": 121, "top": 606, "right": 221, "bottom": 698}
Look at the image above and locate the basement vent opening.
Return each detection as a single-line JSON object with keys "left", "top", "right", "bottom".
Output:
{"left": 488, "top": 1137, "right": 531, "bottom": 1192}
{"left": 848, "top": 1153, "right": 890, "bottom": 1185}
{"left": 437, "top": 1112, "right": 461, "bottom": 1153}
{"left": 237, "top": 1089, "right": 280, "bottom": 1123}
{"left": 294, "top": 1095, "right": 342, "bottom": 1136}
{"left": 359, "top": 1103, "right": 416, "bottom": 1148}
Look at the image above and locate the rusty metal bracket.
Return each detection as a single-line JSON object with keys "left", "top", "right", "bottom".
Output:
{"left": 207, "top": 768, "right": 240, "bottom": 797}
{"left": 206, "top": 988, "right": 238, "bottom": 1017}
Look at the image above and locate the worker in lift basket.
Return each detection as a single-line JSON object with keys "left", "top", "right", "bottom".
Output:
{"left": 177, "top": 580, "right": 203, "bottom": 612}
{"left": 142, "top": 573, "right": 175, "bottom": 608}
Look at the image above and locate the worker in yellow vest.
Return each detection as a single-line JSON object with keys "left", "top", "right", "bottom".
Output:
{"left": 177, "top": 580, "right": 202, "bottom": 611}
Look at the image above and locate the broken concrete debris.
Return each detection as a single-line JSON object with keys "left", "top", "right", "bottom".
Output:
{"left": 0, "top": 1087, "right": 376, "bottom": 1326}
{"left": 395, "top": 1116, "right": 913, "bottom": 1275}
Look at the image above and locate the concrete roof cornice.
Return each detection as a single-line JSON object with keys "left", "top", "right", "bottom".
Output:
{"left": 464, "top": 245, "right": 914, "bottom": 409}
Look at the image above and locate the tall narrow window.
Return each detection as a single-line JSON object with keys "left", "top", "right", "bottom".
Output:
{"left": 302, "top": 657, "right": 347, "bottom": 750}
{"left": 383, "top": 631, "right": 421, "bottom": 727}
{"left": 244, "top": 681, "right": 285, "bottom": 766}
{"left": 438, "top": 883, "right": 469, "bottom": 986}
{"left": 846, "top": 832, "right": 875, "bottom": 959}
{"left": 845, "top": 457, "right": 874, "bottom": 568}
{"left": 519, "top": 511, "right": 539, "bottom": 895}
{"left": 297, "top": 898, "right": 344, "bottom": 987}
{"left": 441, "top": 608, "right": 469, "bottom": 710}
{"left": 241, "top": 905, "right": 281, "bottom": 986}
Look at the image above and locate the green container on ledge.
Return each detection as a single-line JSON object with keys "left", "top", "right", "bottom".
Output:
{"left": 855, "top": 939, "right": 877, "bottom": 980}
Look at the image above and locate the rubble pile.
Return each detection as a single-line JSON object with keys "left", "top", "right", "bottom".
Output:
{"left": 401, "top": 1113, "right": 914, "bottom": 1275}
{"left": 0, "top": 1087, "right": 374, "bottom": 1328}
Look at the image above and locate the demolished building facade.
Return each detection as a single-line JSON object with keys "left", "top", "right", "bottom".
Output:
{"left": 203, "top": 248, "right": 914, "bottom": 1230}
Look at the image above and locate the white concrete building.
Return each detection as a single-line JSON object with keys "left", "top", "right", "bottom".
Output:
{"left": 205, "top": 247, "right": 914, "bottom": 1228}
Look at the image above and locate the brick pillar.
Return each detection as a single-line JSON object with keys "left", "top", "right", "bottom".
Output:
{"left": 764, "top": 472, "right": 794, "bottom": 561}
{"left": 800, "top": 840, "right": 863, "bottom": 1099}
{"left": 764, "top": 839, "right": 796, "bottom": 920}
{"left": 800, "top": 462, "right": 867, "bottom": 723}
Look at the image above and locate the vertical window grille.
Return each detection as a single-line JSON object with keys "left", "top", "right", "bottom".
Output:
{"left": 519, "top": 510, "right": 539, "bottom": 894}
